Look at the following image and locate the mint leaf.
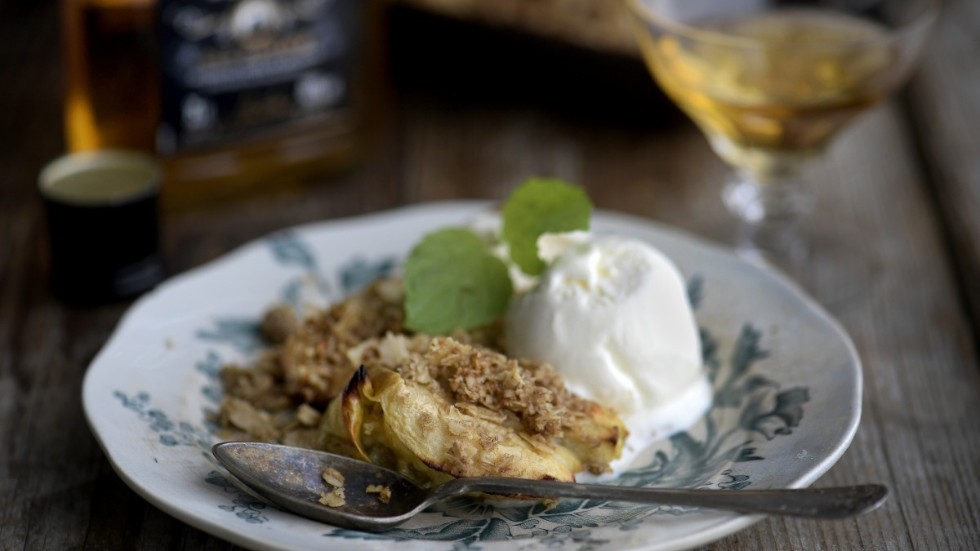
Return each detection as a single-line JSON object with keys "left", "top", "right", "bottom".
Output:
{"left": 502, "top": 178, "right": 592, "bottom": 275}
{"left": 403, "top": 228, "right": 513, "bottom": 334}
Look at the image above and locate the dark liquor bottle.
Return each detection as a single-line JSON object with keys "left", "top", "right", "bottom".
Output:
{"left": 62, "top": 0, "right": 386, "bottom": 208}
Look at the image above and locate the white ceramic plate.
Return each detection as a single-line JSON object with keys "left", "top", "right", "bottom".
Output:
{"left": 83, "top": 202, "right": 861, "bottom": 551}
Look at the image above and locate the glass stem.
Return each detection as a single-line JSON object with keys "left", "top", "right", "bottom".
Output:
{"left": 722, "top": 164, "right": 812, "bottom": 266}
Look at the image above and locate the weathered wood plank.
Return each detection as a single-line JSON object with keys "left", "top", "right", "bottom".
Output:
{"left": 786, "top": 105, "right": 980, "bottom": 550}
{"left": 906, "top": 0, "right": 980, "bottom": 339}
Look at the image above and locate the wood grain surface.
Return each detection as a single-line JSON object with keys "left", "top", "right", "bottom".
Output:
{"left": 1, "top": 1, "right": 978, "bottom": 550}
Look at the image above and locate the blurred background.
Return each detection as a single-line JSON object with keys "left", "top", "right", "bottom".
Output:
{"left": 2, "top": 0, "right": 974, "bottom": 283}
{"left": 46, "top": 0, "right": 678, "bottom": 205}
{"left": 5, "top": 0, "right": 716, "bottom": 283}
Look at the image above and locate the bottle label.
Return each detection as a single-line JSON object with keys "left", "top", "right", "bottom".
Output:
{"left": 156, "top": 0, "right": 359, "bottom": 153}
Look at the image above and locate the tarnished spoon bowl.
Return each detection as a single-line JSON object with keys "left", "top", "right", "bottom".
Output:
{"left": 212, "top": 441, "right": 888, "bottom": 533}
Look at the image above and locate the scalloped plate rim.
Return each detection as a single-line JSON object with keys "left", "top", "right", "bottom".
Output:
{"left": 82, "top": 200, "right": 862, "bottom": 551}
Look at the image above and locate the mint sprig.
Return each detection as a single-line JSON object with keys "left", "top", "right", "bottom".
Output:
{"left": 502, "top": 178, "right": 592, "bottom": 276}
{"left": 403, "top": 228, "right": 513, "bottom": 334}
{"left": 403, "top": 178, "right": 592, "bottom": 334}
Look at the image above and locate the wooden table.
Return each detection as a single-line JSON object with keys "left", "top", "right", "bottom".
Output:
{"left": 2, "top": 1, "right": 978, "bottom": 549}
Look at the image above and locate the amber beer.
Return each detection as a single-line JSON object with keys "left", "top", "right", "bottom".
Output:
{"left": 635, "top": 9, "right": 896, "bottom": 173}
{"left": 62, "top": 0, "right": 386, "bottom": 208}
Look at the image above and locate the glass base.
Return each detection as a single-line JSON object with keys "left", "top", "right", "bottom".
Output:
{"left": 722, "top": 171, "right": 811, "bottom": 223}
{"left": 723, "top": 170, "right": 811, "bottom": 270}
{"left": 734, "top": 220, "right": 809, "bottom": 270}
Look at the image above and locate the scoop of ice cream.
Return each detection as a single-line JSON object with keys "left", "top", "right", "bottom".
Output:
{"left": 504, "top": 232, "right": 710, "bottom": 439}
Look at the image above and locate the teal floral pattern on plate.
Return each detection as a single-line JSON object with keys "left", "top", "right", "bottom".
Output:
{"left": 323, "top": 324, "right": 808, "bottom": 546}
{"left": 82, "top": 202, "right": 861, "bottom": 551}
{"left": 114, "top": 235, "right": 809, "bottom": 544}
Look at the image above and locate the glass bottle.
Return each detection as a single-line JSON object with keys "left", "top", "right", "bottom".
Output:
{"left": 62, "top": 0, "right": 386, "bottom": 209}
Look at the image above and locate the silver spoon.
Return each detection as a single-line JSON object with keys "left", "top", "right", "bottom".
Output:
{"left": 212, "top": 441, "right": 887, "bottom": 532}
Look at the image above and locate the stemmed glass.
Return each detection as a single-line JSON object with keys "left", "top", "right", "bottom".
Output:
{"left": 627, "top": 0, "right": 937, "bottom": 265}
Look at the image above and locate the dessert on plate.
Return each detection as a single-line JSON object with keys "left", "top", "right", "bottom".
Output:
{"left": 220, "top": 278, "right": 627, "bottom": 487}
{"left": 216, "top": 179, "right": 710, "bottom": 487}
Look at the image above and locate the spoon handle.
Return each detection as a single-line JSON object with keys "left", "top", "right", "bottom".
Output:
{"left": 447, "top": 479, "right": 888, "bottom": 519}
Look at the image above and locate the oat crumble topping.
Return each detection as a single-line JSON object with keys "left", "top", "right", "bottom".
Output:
{"left": 365, "top": 484, "right": 392, "bottom": 503}
{"left": 216, "top": 276, "right": 626, "bottom": 484}
{"left": 318, "top": 487, "right": 345, "bottom": 508}
{"left": 321, "top": 467, "right": 345, "bottom": 488}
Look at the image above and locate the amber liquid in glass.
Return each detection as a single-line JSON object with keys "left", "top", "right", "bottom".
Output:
{"left": 636, "top": 9, "right": 895, "bottom": 173}
{"left": 62, "top": 0, "right": 386, "bottom": 209}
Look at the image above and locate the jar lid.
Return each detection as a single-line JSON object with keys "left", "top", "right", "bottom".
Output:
{"left": 40, "top": 149, "right": 161, "bottom": 205}
{"left": 40, "top": 150, "right": 166, "bottom": 305}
